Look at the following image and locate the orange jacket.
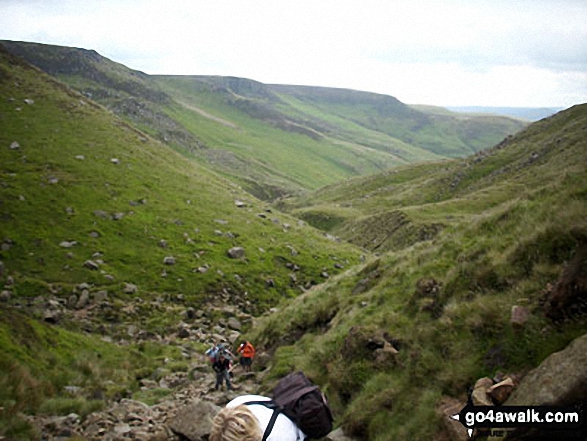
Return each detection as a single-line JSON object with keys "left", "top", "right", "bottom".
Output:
{"left": 238, "top": 342, "right": 255, "bottom": 358}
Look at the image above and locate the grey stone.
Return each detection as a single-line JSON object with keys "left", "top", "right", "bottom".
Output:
{"left": 83, "top": 260, "right": 99, "bottom": 270}
{"left": 163, "top": 256, "right": 176, "bottom": 265}
{"left": 0, "top": 290, "right": 11, "bottom": 302}
{"left": 506, "top": 333, "right": 587, "bottom": 407}
{"left": 227, "top": 317, "right": 242, "bottom": 331}
{"left": 123, "top": 283, "right": 138, "bottom": 294}
{"left": 10, "top": 141, "right": 20, "bottom": 150}
{"left": 169, "top": 400, "right": 221, "bottom": 441}
{"left": 325, "top": 427, "right": 361, "bottom": 441}
{"left": 227, "top": 247, "right": 245, "bottom": 259}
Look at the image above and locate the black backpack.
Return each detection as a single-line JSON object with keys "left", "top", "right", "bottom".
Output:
{"left": 246, "top": 371, "right": 333, "bottom": 440}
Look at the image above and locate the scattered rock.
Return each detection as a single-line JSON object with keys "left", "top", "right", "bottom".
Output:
{"left": 123, "top": 283, "right": 138, "bottom": 294}
{"left": 93, "top": 290, "right": 108, "bottom": 303}
{"left": 470, "top": 377, "right": 494, "bottom": 406}
{"left": 9, "top": 141, "right": 20, "bottom": 150}
{"left": 234, "top": 200, "right": 246, "bottom": 208}
{"left": 111, "top": 158, "right": 119, "bottom": 164}
{"left": 83, "top": 260, "right": 99, "bottom": 270}
{"left": 23, "top": 98, "right": 34, "bottom": 105}
{"left": 59, "top": 241, "right": 77, "bottom": 248}
{"left": 510, "top": 305, "right": 530, "bottom": 328}
{"left": 227, "top": 247, "right": 245, "bottom": 259}
{"left": 163, "top": 256, "right": 176, "bottom": 265}
{"left": 325, "top": 427, "right": 360, "bottom": 441}
{"left": 112, "top": 212, "right": 125, "bottom": 221}
{"left": 93, "top": 210, "right": 109, "bottom": 219}
{"left": 0, "top": 290, "right": 11, "bottom": 302}
{"left": 76, "top": 290, "right": 90, "bottom": 309}
{"left": 44, "top": 309, "right": 61, "bottom": 324}
{"left": 227, "top": 317, "right": 242, "bottom": 331}
{"left": 1, "top": 239, "right": 14, "bottom": 251}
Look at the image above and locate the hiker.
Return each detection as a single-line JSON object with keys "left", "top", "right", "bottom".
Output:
{"left": 236, "top": 340, "right": 256, "bottom": 372}
{"left": 212, "top": 352, "right": 233, "bottom": 391}
{"left": 210, "top": 371, "right": 333, "bottom": 440}
{"left": 205, "top": 342, "right": 221, "bottom": 363}
{"left": 206, "top": 342, "right": 233, "bottom": 364}
{"left": 210, "top": 395, "right": 305, "bottom": 441}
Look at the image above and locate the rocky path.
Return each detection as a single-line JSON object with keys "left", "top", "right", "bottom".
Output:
{"left": 25, "top": 354, "right": 262, "bottom": 440}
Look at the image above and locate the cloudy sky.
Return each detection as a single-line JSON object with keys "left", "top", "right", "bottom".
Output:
{"left": 1, "top": 0, "right": 586, "bottom": 107}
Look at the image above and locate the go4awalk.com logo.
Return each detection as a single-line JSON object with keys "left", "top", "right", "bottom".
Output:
{"left": 451, "top": 404, "right": 584, "bottom": 438}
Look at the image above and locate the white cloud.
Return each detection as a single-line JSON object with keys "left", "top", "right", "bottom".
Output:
{"left": 1, "top": 0, "right": 586, "bottom": 107}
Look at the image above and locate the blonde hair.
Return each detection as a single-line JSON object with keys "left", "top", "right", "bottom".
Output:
{"left": 210, "top": 404, "right": 263, "bottom": 441}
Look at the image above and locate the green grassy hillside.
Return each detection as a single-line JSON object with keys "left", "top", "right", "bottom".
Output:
{"left": 0, "top": 46, "right": 363, "bottom": 438}
{"left": 248, "top": 105, "right": 587, "bottom": 439}
{"left": 1, "top": 41, "right": 527, "bottom": 200}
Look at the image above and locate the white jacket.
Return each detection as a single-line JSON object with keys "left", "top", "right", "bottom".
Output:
{"left": 226, "top": 395, "right": 306, "bottom": 441}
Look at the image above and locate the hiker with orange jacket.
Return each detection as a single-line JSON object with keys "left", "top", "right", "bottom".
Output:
{"left": 236, "top": 340, "right": 255, "bottom": 372}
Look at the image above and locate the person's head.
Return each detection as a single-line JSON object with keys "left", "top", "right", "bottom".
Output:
{"left": 210, "top": 404, "right": 262, "bottom": 441}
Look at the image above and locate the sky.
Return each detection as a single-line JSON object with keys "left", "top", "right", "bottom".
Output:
{"left": 1, "top": 0, "right": 586, "bottom": 108}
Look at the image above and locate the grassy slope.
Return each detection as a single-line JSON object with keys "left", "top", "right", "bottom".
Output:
{"left": 1, "top": 41, "right": 527, "bottom": 201}
{"left": 154, "top": 75, "right": 402, "bottom": 192}
{"left": 0, "top": 47, "right": 363, "bottom": 437}
{"left": 248, "top": 105, "right": 587, "bottom": 439}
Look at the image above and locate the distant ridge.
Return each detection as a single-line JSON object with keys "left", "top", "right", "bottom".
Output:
{"left": 1, "top": 40, "right": 528, "bottom": 200}
{"left": 446, "top": 106, "right": 565, "bottom": 121}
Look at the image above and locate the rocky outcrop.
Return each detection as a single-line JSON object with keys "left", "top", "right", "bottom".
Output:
{"left": 505, "top": 333, "right": 587, "bottom": 407}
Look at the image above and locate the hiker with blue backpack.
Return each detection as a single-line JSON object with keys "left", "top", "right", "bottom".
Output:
{"left": 210, "top": 371, "right": 333, "bottom": 441}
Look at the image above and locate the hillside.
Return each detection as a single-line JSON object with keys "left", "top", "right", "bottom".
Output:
{"left": 0, "top": 45, "right": 363, "bottom": 438}
{"left": 249, "top": 105, "right": 587, "bottom": 439}
{"left": 1, "top": 40, "right": 527, "bottom": 200}
{"left": 1, "top": 40, "right": 585, "bottom": 441}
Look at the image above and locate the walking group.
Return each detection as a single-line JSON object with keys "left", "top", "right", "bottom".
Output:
{"left": 205, "top": 340, "right": 256, "bottom": 391}
{"left": 205, "top": 341, "right": 334, "bottom": 440}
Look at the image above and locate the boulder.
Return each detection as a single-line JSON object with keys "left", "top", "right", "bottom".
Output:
{"left": 505, "top": 333, "right": 587, "bottom": 407}
{"left": 169, "top": 400, "right": 221, "bottom": 441}
{"left": 163, "top": 256, "right": 176, "bottom": 265}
